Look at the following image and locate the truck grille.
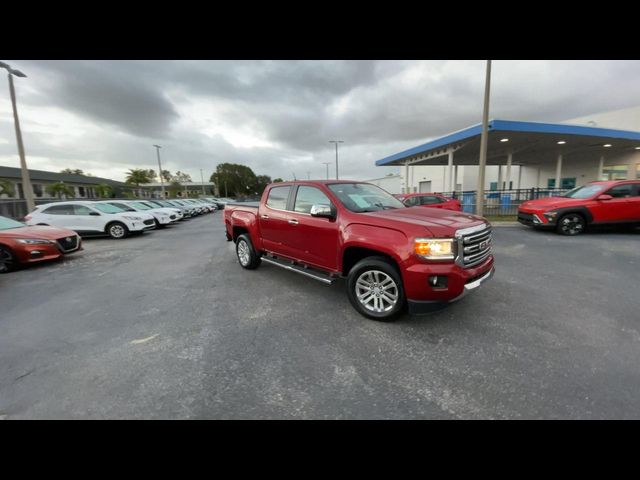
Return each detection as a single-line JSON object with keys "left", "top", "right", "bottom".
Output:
{"left": 56, "top": 235, "right": 79, "bottom": 253}
{"left": 456, "top": 224, "right": 492, "bottom": 269}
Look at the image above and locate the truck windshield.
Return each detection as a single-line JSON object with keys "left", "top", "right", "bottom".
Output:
{"left": 328, "top": 183, "right": 405, "bottom": 213}
{"left": 561, "top": 184, "right": 605, "bottom": 199}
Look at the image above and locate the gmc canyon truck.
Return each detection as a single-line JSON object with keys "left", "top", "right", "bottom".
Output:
{"left": 224, "top": 181, "right": 494, "bottom": 321}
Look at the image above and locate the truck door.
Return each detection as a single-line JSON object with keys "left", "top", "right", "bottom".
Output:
{"left": 259, "top": 185, "right": 292, "bottom": 255}
{"left": 285, "top": 185, "right": 340, "bottom": 271}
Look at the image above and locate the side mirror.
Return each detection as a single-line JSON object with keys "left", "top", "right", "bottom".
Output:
{"left": 597, "top": 194, "right": 613, "bottom": 201}
{"left": 89, "top": 211, "right": 101, "bottom": 216}
{"left": 310, "top": 204, "right": 335, "bottom": 218}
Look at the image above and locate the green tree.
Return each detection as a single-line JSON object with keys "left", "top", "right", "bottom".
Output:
{"left": 161, "top": 170, "right": 172, "bottom": 182}
{"left": 173, "top": 171, "right": 192, "bottom": 183}
{"left": 210, "top": 163, "right": 259, "bottom": 197}
{"left": 46, "top": 182, "right": 75, "bottom": 199}
{"left": 168, "top": 180, "right": 183, "bottom": 198}
{"left": 95, "top": 183, "right": 114, "bottom": 198}
{"left": 254, "top": 175, "right": 272, "bottom": 195}
{"left": 272, "top": 178, "right": 284, "bottom": 183}
{"left": 0, "top": 179, "right": 15, "bottom": 197}
{"left": 145, "top": 169, "right": 158, "bottom": 182}
{"left": 60, "top": 168, "right": 85, "bottom": 175}
{"left": 125, "top": 169, "right": 153, "bottom": 197}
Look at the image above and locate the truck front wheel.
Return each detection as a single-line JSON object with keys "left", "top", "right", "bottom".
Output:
{"left": 346, "top": 257, "right": 405, "bottom": 321}
{"left": 236, "top": 234, "right": 261, "bottom": 270}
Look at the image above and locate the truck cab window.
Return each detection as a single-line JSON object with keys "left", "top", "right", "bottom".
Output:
{"left": 294, "top": 186, "right": 331, "bottom": 214}
{"left": 266, "top": 186, "right": 291, "bottom": 210}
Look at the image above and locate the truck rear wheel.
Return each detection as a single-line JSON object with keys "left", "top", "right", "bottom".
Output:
{"left": 236, "top": 234, "right": 261, "bottom": 270}
{"left": 346, "top": 256, "right": 405, "bottom": 321}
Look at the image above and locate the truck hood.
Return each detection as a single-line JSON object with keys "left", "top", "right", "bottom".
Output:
{"left": 361, "top": 207, "right": 487, "bottom": 236}
{"left": 519, "top": 196, "right": 585, "bottom": 210}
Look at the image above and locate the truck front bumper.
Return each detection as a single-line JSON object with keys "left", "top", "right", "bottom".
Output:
{"left": 407, "top": 266, "right": 495, "bottom": 315}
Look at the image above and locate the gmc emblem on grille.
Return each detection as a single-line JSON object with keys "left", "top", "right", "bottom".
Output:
{"left": 479, "top": 240, "right": 488, "bottom": 250}
{"left": 65, "top": 237, "right": 72, "bottom": 242}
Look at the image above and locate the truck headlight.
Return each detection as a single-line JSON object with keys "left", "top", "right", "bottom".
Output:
{"left": 414, "top": 238, "right": 455, "bottom": 261}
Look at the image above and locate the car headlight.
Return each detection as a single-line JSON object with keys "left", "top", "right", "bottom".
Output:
{"left": 414, "top": 238, "right": 455, "bottom": 261}
{"left": 122, "top": 215, "right": 142, "bottom": 221}
{"left": 544, "top": 210, "right": 558, "bottom": 219}
{"left": 17, "top": 238, "right": 54, "bottom": 245}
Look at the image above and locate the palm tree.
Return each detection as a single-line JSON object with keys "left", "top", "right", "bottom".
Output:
{"left": 46, "top": 182, "right": 75, "bottom": 199}
{"left": 0, "top": 179, "right": 15, "bottom": 197}
{"left": 125, "top": 169, "right": 153, "bottom": 198}
{"left": 95, "top": 183, "right": 114, "bottom": 198}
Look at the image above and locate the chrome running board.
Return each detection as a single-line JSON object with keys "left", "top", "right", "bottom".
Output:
{"left": 261, "top": 256, "right": 336, "bottom": 285}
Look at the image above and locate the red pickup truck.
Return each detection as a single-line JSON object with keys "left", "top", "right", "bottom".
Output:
{"left": 224, "top": 181, "right": 494, "bottom": 321}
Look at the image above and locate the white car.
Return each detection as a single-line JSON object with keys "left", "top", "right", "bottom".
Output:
{"left": 96, "top": 200, "right": 181, "bottom": 228}
{"left": 25, "top": 201, "right": 156, "bottom": 239}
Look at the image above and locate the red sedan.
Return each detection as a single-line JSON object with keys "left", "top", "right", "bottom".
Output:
{"left": 0, "top": 215, "right": 82, "bottom": 273}
{"left": 394, "top": 193, "right": 462, "bottom": 211}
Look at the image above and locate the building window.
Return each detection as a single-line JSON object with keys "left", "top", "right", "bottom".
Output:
{"left": 78, "top": 186, "right": 86, "bottom": 197}
{"left": 602, "top": 165, "right": 628, "bottom": 180}
{"left": 33, "top": 183, "right": 43, "bottom": 197}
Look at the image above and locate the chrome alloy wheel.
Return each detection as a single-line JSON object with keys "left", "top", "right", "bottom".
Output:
{"left": 237, "top": 239, "right": 250, "bottom": 266}
{"left": 110, "top": 224, "right": 126, "bottom": 238}
{"left": 560, "top": 214, "right": 584, "bottom": 235}
{"left": 355, "top": 270, "right": 399, "bottom": 313}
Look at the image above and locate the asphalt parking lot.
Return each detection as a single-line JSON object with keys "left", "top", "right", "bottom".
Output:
{"left": 0, "top": 215, "right": 638, "bottom": 419}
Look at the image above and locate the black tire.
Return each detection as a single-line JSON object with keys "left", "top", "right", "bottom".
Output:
{"left": 106, "top": 221, "right": 129, "bottom": 239}
{"left": 236, "top": 234, "right": 261, "bottom": 269}
{"left": 0, "top": 246, "right": 15, "bottom": 274}
{"left": 346, "top": 256, "right": 405, "bottom": 321}
{"left": 154, "top": 218, "right": 166, "bottom": 229}
{"left": 556, "top": 213, "right": 586, "bottom": 236}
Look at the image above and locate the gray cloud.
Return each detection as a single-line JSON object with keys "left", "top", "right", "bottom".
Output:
{"left": 2, "top": 60, "right": 640, "bottom": 183}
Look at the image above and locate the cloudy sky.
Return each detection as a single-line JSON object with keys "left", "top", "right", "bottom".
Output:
{"left": 1, "top": 60, "right": 639, "bottom": 183}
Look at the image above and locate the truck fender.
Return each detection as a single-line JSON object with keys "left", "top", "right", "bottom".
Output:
{"left": 341, "top": 223, "right": 409, "bottom": 272}
{"left": 229, "top": 210, "right": 263, "bottom": 250}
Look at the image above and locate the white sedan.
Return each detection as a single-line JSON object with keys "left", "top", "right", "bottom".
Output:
{"left": 25, "top": 201, "right": 156, "bottom": 239}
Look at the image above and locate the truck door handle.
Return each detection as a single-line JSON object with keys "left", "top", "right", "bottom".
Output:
{"left": 288, "top": 219, "right": 299, "bottom": 225}
{"left": 261, "top": 214, "right": 269, "bottom": 219}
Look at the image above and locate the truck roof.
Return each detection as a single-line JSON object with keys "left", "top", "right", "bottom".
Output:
{"left": 268, "top": 180, "right": 368, "bottom": 187}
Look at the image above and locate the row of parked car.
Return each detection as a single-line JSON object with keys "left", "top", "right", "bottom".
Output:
{"left": 0, "top": 197, "right": 231, "bottom": 274}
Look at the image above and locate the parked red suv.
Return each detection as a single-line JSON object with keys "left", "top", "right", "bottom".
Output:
{"left": 394, "top": 193, "right": 462, "bottom": 211}
{"left": 518, "top": 180, "right": 640, "bottom": 235}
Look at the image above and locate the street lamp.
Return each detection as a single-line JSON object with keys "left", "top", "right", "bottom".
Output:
{"left": 476, "top": 60, "right": 492, "bottom": 217}
{"left": 329, "top": 140, "right": 344, "bottom": 179}
{"left": 1, "top": 61, "right": 35, "bottom": 213}
{"left": 153, "top": 144, "right": 164, "bottom": 198}
{"left": 321, "top": 162, "right": 331, "bottom": 180}
{"left": 200, "top": 169, "right": 206, "bottom": 195}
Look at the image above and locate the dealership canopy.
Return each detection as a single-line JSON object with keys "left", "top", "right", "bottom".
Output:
{"left": 374, "top": 119, "right": 640, "bottom": 191}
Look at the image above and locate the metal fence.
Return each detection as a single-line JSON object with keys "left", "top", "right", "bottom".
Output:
{"left": 437, "top": 188, "right": 570, "bottom": 216}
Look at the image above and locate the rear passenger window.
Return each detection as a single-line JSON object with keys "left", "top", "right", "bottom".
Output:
{"left": 404, "top": 197, "right": 419, "bottom": 207}
{"left": 421, "top": 195, "right": 442, "bottom": 205}
{"left": 606, "top": 185, "right": 633, "bottom": 198}
{"left": 294, "top": 186, "right": 332, "bottom": 214}
{"left": 266, "top": 186, "right": 291, "bottom": 210}
{"left": 43, "top": 205, "right": 74, "bottom": 215}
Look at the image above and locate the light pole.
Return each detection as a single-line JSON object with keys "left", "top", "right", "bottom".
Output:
{"left": 200, "top": 169, "right": 206, "bottom": 195}
{"left": 329, "top": 140, "right": 343, "bottom": 179}
{"left": 476, "top": 60, "right": 492, "bottom": 217}
{"left": 321, "top": 162, "right": 330, "bottom": 180}
{"left": 153, "top": 144, "right": 164, "bottom": 198}
{"left": 1, "top": 62, "right": 35, "bottom": 213}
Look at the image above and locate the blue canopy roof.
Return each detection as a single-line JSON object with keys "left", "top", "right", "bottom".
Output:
{"left": 375, "top": 119, "right": 640, "bottom": 166}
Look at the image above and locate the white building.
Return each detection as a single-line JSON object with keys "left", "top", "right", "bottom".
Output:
{"left": 364, "top": 173, "right": 402, "bottom": 194}
{"left": 378, "top": 106, "right": 640, "bottom": 193}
